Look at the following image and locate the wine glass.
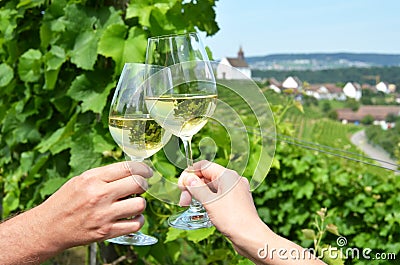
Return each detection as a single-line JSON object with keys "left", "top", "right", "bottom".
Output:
{"left": 108, "top": 63, "right": 172, "bottom": 245}
{"left": 145, "top": 32, "right": 217, "bottom": 230}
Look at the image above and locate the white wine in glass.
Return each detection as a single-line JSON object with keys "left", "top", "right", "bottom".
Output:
{"left": 107, "top": 63, "right": 172, "bottom": 245}
{"left": 145, "top": 32, "right": 217, "bottom": 230}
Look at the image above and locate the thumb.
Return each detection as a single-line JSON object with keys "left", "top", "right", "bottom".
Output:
{"left": 182, "top": 172, "right": 215, "bottom": 204}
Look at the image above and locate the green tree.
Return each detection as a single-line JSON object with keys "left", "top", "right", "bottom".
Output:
{"left": 385, "top": 113, "right": 397, "bottom": 123}
{"left": 361, "top": 114, "right": 374, "bottom": 125}
{"left": 322, "top": 101, "right": 332, "bottom": 113}
{"left": 345, "top": 99, "right": 360, "bottom": 111}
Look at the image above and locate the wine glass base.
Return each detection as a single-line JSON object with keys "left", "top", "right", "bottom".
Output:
{"left": 106, "top": 232, "right": 158, "bottom": 246}
{"left": 168, "top": 209, "right": 213, "bottom": 230}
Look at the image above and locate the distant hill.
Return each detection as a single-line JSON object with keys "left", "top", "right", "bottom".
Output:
{"left": 247, "top": 53, "right": 400, "bottom": 71}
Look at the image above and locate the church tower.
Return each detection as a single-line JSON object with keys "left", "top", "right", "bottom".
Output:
{"left": 238, "top": 46, "right": 244, "bottom": 60}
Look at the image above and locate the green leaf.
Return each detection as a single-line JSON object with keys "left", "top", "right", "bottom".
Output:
{"left": 0, "top": 63, "right": 14, "bottom": 87}
{"left": 36, "top": 111, "right": 78, "bottom": 153}
{"left": 301, "top": 228, "right": 316, "bottom": 240}
{"left": 151, "top": 3, "right": 175, "bottom": 31}
{"left": 93, "top": 134, "right": 115, "bottom": 154}
{"left": 2, "top": 191, "right": 20, "bottom": 217}
{"left": 20, "top": 151, "right": 35, "bottom": 173}
{"left": 17, "top": 0, "right": 45, "bottom": 9}
{"left": 70, "top": 31, "right": 98, "bottom": 70}
{"left": 69, "top": 131, "right": 103, "bottom": 175}
{"left": 320, "top": 244, "right": 345, "bottom": 265}
{"left": 12, "top": 120, "right": 41, "bottom": 144}
{"left": 63, "top": 4, "right": 97, "bottom": 33}
{"left": 44, "top": 69, "right": 60, "bottom": 90}
{"left": 237, "top": 259, "right": 255, "bottom": 265}
{"left": 154, "top": 161, "right": 177, "bottom": 179}
{"left": 126, "top": 3, "right": 153, "bottom": 27}
{"left": 206, "top": 249, "right": 230, "bottom": 263}
{"left": 44, "top": 45, "right": 66, "bottom": 70}
{"left": 164, "top": 227, "right": 185, "bottom": 243}
{"left": 293, "top": 100, "right": 304, "bottom": 113}
{"left": 18, "top": 49, "right": 42, "bottom": 82}
{"left": 295, "top": 181, "right": 314, "bottom": 199}
{"left": 0, "top": 9, "right": 20, "bottom": 41}
{"left": 98, "top": 25, "right": 147, "bottom": 73}
{"left": 187, "top": 226, "right": 216, "bottom": 243}
{"left": 326, "top": 224, "right": 340, "bottom": 236}
{"left": 40, "top": 177, "right": 67, "bottom": 198}
{"left": 67, "top": 74, "right": 114, "bottom": 114}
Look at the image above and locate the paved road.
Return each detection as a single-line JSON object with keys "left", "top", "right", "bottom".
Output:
{"left": 350, "top": 130, "right": 399, "bottom": 172}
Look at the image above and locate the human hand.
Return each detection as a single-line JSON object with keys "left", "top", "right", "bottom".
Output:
{"left": 178, "top": 161, "right": 266, "bottom": 243}
{"left": 35, "top": 161, "right": 152, "bottom": 251}
{"left": 178, "top": 161, "right": 326, "bottom": 265}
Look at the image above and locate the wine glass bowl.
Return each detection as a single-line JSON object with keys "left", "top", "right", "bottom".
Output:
{"left": 145, "top": 33, "right": 217, "bottom": 230}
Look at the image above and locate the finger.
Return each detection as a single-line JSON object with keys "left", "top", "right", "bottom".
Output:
{"left": 110, "top": 197, "right": 146, "bottom": 220}
{"left": 107, "top": 175, "right": 148, "bottom": 199}
{"left": 86, "top": 161, "right": 152, "bottom": 183}
{"left": 124, "top": 161, "right": 153, "bottom": 179}
{"left": 192, "top": 160, "right": 229, "bottom": 182}
{"left": 192, "top": 160, "right": 241, "bottom": 192}
{"left": 179, "top": 190, "right": 192, "bottom": 206}
{"left": 177, "top": 172, "right": 186, "bottom": 191}
{"left": 183, "top": 173, "right": 215, "bottom": 204}
{"left": 107, "top": 215, "right": 145, "bottom": 239}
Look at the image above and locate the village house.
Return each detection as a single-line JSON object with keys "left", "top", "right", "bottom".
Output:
{"left": 281, "top": 76, "right": 302, "bottom": 91}
{"left": 305, "top": 83, "right": 346, "bottom": 100}
{"left": 217, "top": 47, "right": 251, "bottom": 80}
{"left": 267, "top": 77, "right": 282, "bottom": 93}
{"left": 342, "top": 82, "right": 362, "bottom": 100}
{"left": 375, "top": 81, "right": 397, "bottom": 94}
{"left": 376, "top": 81, "right": 390, "bottom": 94}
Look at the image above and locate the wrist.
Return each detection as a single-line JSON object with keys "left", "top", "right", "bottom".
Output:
{"left": 29, "top": 204, "right": 67, "bottom": 256}
{"left": 0, "top": 206, "right": 64, "bottom": 264}
{"left": 229, "top": 218, "right": 276, "bottom": 261}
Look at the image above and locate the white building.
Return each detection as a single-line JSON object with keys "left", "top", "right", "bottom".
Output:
{"left": 376, "top": 81, "right": 390, "bottom": 94}
{"left": 305, "top": 84, "right": 346, "bottom": 100}
{"left": 282, "top": 76, "right": 302, "bottom": 90}
{"left": 217, "top": 47, "right": 251, "bottom": 79}
{"left": 343, "top": 82, "right": 362, "bottom": 100}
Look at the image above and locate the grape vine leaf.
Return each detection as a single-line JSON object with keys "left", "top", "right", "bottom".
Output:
{"left": 70, "top": 30, "right": 98, "bottom": 70}
{"left": 67, "top": 74, "right": 115, "bottom": 114}
{"left": 0, "top": 63, "right": 14, "bottom": 87}
{"left": 98, "top": 24, "right": 147, "bottom": 73}
{"left": 18, "top": 49, "right": 42, "bottom": 82}
{"left": 40, "top": 177, "right": 68, "bottom": 198}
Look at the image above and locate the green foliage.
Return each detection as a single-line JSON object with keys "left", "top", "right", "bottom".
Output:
{"left": 345, "top": 99, "right": 360, "bottom": 111}
{"left": 322, "top": 101, "right": 332, "bottom": 113}
{"left": 255, "top": 138, "right": 400, "bottom": 265}
{"left": 361, "top": 115, "right": 374, "bottom": 125}
{"left": 1, "top": 1, "right": 399, "bottom": 265}
{"left": 0, "top": 0, "right": 219, "bottom": 263}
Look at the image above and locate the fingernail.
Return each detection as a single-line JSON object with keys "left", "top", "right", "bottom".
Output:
{"left": 179, "top": 191, "right": 191, "bottom": 206}
{"left": 147, "top": 166, "right": 153, "bottom": 176}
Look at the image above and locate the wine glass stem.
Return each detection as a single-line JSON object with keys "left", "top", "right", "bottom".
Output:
{"left": 181, "top": 136, "right": 204, "bottom": 211}
{"left": 181, "top": 136, "right": 194, "bottom": 168}
{"left": 129, "top": 156, "right": 144, "bottom": 163}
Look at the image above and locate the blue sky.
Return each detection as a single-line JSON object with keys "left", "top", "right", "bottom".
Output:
{"left": 202, "top": 0, "right": 400, "bottom": 59}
